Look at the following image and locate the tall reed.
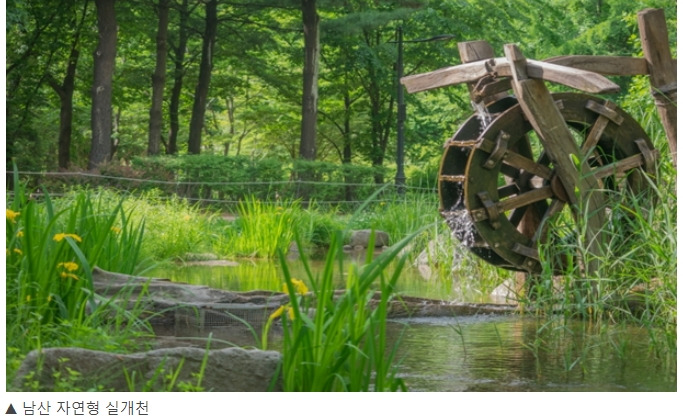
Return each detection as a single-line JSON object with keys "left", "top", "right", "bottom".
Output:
{"left": 224, "top": 196, "right": 301, "bottom": 258}
{"left": 529, "top": 163, "right": 676, "bottom": 355}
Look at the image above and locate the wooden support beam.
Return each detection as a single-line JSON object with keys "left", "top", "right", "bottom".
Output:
{"left": 401, "top": 57, "right": 620, "bottom": 95}
{"left": 544, "top": 56, "right": 649, "bottom": 76}
{"left": 503, "top": 43, "right": 605, "bottom": 278}
{"left": 638, "top": 8, "right": 677, "bottom": 167}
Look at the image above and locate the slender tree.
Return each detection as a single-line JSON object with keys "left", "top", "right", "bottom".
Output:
{"left": 45, "top": 0, "right": 89, "bottom": 169}
{"left": 148, "top": 0, "right": 170, "bottom": 155}
{"left": 167, "top": 0, "right": 194, "bottom": 155}
{"left": 188, "top": 0, "right": 218, "bottom": 154}
{"left": 89, "top": 0, "right": 118, "bottom": 169}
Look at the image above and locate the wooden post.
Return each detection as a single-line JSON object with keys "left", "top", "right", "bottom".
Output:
{"left": 504, "top": 44, "right": 605, "bottom": 279}
{"left": 638, "top": 8, "right": 677, "bottom": 167}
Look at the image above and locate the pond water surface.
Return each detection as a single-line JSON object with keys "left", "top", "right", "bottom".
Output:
{"left": 147, "top": 259, "right": 676, "bottom": 392}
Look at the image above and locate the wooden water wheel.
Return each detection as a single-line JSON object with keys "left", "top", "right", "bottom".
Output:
{"left": 401, "top": 31, "right": 672, "bottom": 274}
{"left": 438, "top": 92, "right": 657, "bottom": 273}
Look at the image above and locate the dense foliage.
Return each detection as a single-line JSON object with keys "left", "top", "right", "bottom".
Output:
{"left": 6, "top": 0, "right": 676, "bottom": 177}
{"left": 5, "top": 0, "right": 677, "bottom": 393}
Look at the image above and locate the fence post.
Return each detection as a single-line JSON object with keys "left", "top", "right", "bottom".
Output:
{"left": 638, "top": 8, "right": 677, "bottom": 167}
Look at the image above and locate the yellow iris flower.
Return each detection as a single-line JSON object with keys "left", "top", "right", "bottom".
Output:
{"left": 57, "top": 262, "right": 79, "bottom": 272}
{"left": 283, "top": 278, "right": 309, "bottom": 295}
{"left": 6, "top": 209, "right": 20, "bottom": 223}
{"left": 53, "top": 233, "right": 82, "bottom": 243}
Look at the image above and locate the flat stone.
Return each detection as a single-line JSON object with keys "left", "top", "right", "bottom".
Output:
{"left": 13, "top": 346, "right": 281, "bottom": 392}
{"left": 92, "top": 267, "right": 289, "bottom": 328}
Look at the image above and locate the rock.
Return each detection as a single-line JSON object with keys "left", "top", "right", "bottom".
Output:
{"left": 489, "top": 273, "right": 526, "bottom": 304}
{"left": 13, "top": 347, "right": 282, "bottom": 392}
{"left": 91, "top": 267, "right": 289, "bottom": 328}
{"left": 348, "top": 229, "right": 390, "bottom": 248}
{"left": 414, "top": 238, "right": 450, "bottom": 280}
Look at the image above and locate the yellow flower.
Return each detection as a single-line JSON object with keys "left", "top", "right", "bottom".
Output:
{"left": 6, "top": 209, "right": 20, "bottom": 223}
{"left": 268, "top": 305, "right": 286, "bottom": 321}
{"left": 57, "top": 262, "right": 79, "bottom": 272}
{"left": 110, "top": 226, "right": 121, "bottom": 234}
{"left": 58, "top": 261, "right": 79, "bottom": 280}
{"left": 26, "top": 295, "right": 31, "bottom": 302}
{"left": 268, "top": 304, "right": 297, "bottom": 321}
{"left": 283, "top": 278, "right": 308, "bottom": 295}
{"left": 183, "top": 214, "right": 191, "bottom": 221}
{"left": 53, "top": 233, "right": 82, "bottom": 243}
{"left": 13, "top": 248, "right": 22, "bottom": 255}
{"left": 60, "top": 272, "right": 79, "bottom": 281}
{"left": 16, "top": 230, "right": 24, "bottom": 238}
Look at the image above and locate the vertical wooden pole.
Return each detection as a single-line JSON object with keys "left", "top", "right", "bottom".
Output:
{"left": 458, "top": 41, "right": 535, "bottom": 292}
{"left": 504, "top": 44, "right": 605, "bottom": 281}
{"left": 638, "top": 8, "right": 677, "bottom": 167}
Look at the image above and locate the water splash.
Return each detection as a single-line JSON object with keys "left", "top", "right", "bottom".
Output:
{"left": 471, "top": 100, "right": 492, "bottom": 133}
{"left": 443, "top": 203, "right": 476, "bottom": 268}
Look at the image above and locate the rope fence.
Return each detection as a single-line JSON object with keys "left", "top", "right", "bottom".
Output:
{"left": 6, "top": 170, "right": 439, "bottom": 208}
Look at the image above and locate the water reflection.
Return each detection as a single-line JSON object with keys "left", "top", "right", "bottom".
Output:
{"left": 148, "top": 257, "right": 482, "bottom": 302}
{"left": 389, "top": 316, "right": 676, "bottom": 392}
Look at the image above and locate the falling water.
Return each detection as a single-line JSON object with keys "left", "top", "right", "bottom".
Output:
{"left": 444, "top": 203, "right": 476, "bottom": 268}
{"left": 471, "top": 100, "right": 492, "bottom": 133}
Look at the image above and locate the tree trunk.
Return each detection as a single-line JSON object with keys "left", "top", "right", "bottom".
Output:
{"left": 89, "top": 0, "right": 117, "bottom": 170}
{"left": 188, "top": 0, "right": 218, "bottom": 154}
{"left": 51, "top": 47, "right": 79, "bottom": 169}
{"left": 45, "top": 1, "right": 89, "bottom": 169}
{"left": 168, "top": 0, "right": 190, "bottom": 155}
{"left": 299, "top": 0, "right": 319, "bottom": 160}
{"left": 343, "top": 91, "right": 353, "bottom": 201}
{"left": 148, "top": 0, "right": 170, "bottom": 156}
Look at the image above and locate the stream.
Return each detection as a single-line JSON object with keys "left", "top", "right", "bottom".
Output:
{"left": 147, "top": 259, "right": 676, "bottom": 392}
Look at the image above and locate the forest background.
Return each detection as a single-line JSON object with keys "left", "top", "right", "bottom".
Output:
{"left": 5, "top": 0, "right": 677, "bottom": 198}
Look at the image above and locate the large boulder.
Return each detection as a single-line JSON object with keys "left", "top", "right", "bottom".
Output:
{"left": 348, "top": 229, "right": 390, "bottom": 248}
{"left": 13, "top": 346, "right": 282, "bottom": 392}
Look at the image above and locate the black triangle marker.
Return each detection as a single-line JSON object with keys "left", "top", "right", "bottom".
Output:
{"left": 5, "top": 404, "right": 17, "bottom": 415}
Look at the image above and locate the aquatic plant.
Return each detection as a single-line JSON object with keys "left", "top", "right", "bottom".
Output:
{"left": 5, "top": 169, "right": 153, "bottom": 386}
{"left": 221, "top": 196, "right": 302, "bottom": 258}
{"left": 263, "top": 230, "right": 414, "bottom": 391}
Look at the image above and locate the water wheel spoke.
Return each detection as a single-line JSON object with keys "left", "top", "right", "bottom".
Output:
{"left": 472, "top": 186, "right": 554, "bottom": 223}
{"left": 498, "top": 186, "right": 553, "bottom": 213}
{"left": 590, "top": 154, "right": 648, "bottom": 180}
{"left": 581, "top": 114, "right": 613, "bottom": 155}
{"left": 479, "top": 137, "right": 553, "bottom": 180}
{"left": 504, "top": 151, "right": 553, "bottom": 179}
